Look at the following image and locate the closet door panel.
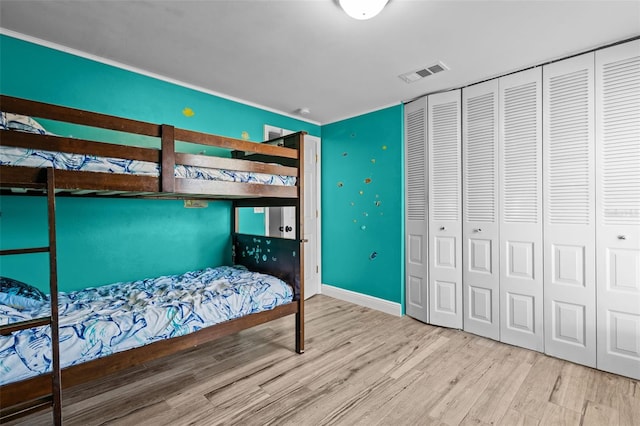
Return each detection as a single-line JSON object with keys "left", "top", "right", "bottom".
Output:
{"left": 463, "top": 80, "right": 500, "bottom": 340}
{"left": 428, "top": 90, "right": 462, "bottom": 329}
{"left": 543, "top": 53, "right": 596, "bottom": 367}
{"left": 596, "top": 40, "right": 640, "bottom": 379}
{"left": 499, "top": 68, "right": 544, "bottom": 351}
{"left": 405, "top": 97, "right": 429, "bottom": 323}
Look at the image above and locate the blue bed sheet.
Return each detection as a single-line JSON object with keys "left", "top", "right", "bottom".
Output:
{"left": 0, "top": 266, "right": 293, "bottom": 385}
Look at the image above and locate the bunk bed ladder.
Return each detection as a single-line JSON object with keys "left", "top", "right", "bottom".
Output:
{"left": 0, "top": 168, "right": 62, "bottom": 425}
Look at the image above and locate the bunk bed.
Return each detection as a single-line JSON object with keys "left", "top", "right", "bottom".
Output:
{"left": 0, "top": 95, "right": 306, "bottom": 424}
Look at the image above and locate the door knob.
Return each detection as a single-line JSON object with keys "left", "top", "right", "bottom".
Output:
{"left": 440, "top": 226, "right": 446, "bottom": 231}
{"left": 618, "top": 235, "right": 627, "bottom": 240}
{"left": 474, "top": 228, "right": 482, "bottom": 233}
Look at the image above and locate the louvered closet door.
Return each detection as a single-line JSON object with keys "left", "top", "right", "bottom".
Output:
{"left": 428, "top": 90, "right": 462, "bottom": 329}
{"left": 596, "top": 40, "right": 640, "bottom": 380}
{"left": 405, "top": 97, "right": 429, "bottom": 323}
{"left": 463, "top": 80, "right": 500, "bottom": 340}
{"left": 498, "top": 68, "right": 544, "bottom": 351}
{"left": 543, "top": 53, "right": 596, "bottom": 367}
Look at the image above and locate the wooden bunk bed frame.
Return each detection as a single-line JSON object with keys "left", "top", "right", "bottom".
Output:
{"left": 0, "top": 95, "right": 306, "bottom": 424}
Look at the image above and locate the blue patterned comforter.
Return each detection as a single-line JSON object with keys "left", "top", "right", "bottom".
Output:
{"left": 0, "top": 145, "right": 296, "bottom": 186}
{"left": 0, "top": 266, "right": 293, "bottom": 385}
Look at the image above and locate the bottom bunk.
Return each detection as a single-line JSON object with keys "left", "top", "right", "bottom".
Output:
{"left": 0, "top": 234, "right": 303, "bottom": 420}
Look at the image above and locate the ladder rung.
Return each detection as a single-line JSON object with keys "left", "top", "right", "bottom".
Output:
{"left": 0, "top": 247, "right": 50, "bottom": 256}
{"left": 0, "top": 394, "right": 53, "bottom": 422}
{"left": 0, "top": 317, "right": 51, "bottom": 335}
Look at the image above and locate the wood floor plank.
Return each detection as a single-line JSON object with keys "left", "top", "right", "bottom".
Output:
{"left": 5, "top": 295, "right": 640, "bottom": 426}
{"left": 461, "top": 350, "right": 535, "bottom": 424}
{"left": 548, "top": 362, "right": 598, "bottom": 413}
{"left": 508, "top": 354, "right": 565, "bottom": 420}
{"left": 582, "top": 401, "right": 619, "bottom": 426}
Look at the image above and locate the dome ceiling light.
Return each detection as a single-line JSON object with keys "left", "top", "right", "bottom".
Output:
{"left": 339, "top": 0, "right": 389, "bottom": 20}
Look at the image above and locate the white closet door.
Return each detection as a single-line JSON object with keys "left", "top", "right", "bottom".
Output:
{"left": 405, "top": 97, "right": 429, "bottom": 323}
{"left": 463, "top": 80, "right": 500, "bottom": 340}
{"left": 596, "top": 40, "right": 640, "bottom": 380}
{"left": 543, "top": 53, "right": 596, "bottom": 367}
{"left": 428, "top": 90, "right": 462, "bottom": 329}
{"left": 498, "top": 68, "right": 544, "bottom": 351}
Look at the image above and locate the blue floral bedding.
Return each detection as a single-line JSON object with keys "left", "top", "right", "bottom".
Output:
{"left": 0, "top": 266, "right": 293, "bottom": 385}
{"left": 0, "top": 112, "right": 296, "bottom": 186}
{"left": 0, "top": 145, "right": 296, "bottom": 186}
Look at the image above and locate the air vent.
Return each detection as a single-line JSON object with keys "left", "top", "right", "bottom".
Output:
{"left": 399, "top": 61, "right": 449, "bottom": 83}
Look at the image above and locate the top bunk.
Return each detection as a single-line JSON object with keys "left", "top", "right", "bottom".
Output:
{"left": 0, "top": 95, "right": 305, "bottom": 201}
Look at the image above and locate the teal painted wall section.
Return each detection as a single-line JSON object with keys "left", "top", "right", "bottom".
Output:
{"left": 0, "top": 197, "right": 229, "bottom": 293}
{"left": 0, "top": 34, "right": 319, "bottom": 293}
{"left": 237, "top": 207, "right": 266, "bottom": 236}
{"left": 0, "top": 36, "right": 320, "bottom": 143}
{"left": 321, "top": 105, "right": 404, "bottom": 305}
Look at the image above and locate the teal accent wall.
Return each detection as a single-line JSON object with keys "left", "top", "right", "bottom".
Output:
{"left": 321, "top": 105, "right": 404, "bottom": 306}
{"left": 0, "top": 197, "right": 229, "bottom": 293}
{"left": 0, "top": 34, "right": 319, "bottom": 293}
{"left": 237, "top": 207, "right": 266, "bottom": 236}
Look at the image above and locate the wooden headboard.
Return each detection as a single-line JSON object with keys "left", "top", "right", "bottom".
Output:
{"left": 232, "top": 233, "right": 301, "bottom": 300}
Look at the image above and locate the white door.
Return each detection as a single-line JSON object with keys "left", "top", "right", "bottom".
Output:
{"left": 498, "top": 68, "right": 544, "bottom": 351}
{"left": 303, "top": 135, "right": 320, "bottom": 299}
{"left": 463, "top": 80, "right": 500, "bottom": 340}
{"left": 268, "top": 207, "right": 295, "bottom": 239}
{"left": 263, "top": 126, "right": 320, "bottom": 300}
{"left": 543, "top": 52, "right": 596, "bottom": 368}
{"left": 595, "top": 40, "right": 640, "bottom": 380}
{"left": 405, "top": 97, "right": 429, "bottom": 323}
{"left": 428, "top": 90, "right": 462, "bottom": 329}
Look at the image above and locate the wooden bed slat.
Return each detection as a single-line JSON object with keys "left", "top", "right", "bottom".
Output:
{"left": 175, "top": 152, "right": 298, "bottom": 177}
{"left": 175, "top": 128, "right": 299, "bottom": 159}
{"left": 1, "top": 95, "right": 161, "bottom": 137}
{"left": 0, "top": 130, "right": 161, "bottom": 163}
{"left": 0, "top": 317, "right": 51, "bottom": 336}
{"left": 174, "top": 178, "right": 297, "bottom": 198}
{"left": 53, "top": 169, "right": 160, "bottom": 192}
{"left": 0, "top": 246, "right": 49, "bottom": 256}
{"left": 1, "top": 395, "right": 53, "bottom": 422}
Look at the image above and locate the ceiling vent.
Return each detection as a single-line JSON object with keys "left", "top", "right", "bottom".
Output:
{"left": 399, "top": 61, "right": 449, "bottom": 83}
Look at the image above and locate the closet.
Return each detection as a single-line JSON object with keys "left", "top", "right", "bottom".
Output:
{"left": 498, "top": 68, "right": 543, "bottom": 352}
{"left": 428, "top": 90, "right": 462, "bottom": 329}
{"left": 594, "top": 40, "right": 640, "bottom": 379}
{"left": 405, "top": 97, "right": 429, "bottom": 323}
{"left": 405, "top": 38, "right": 640, "bottom": 379}
{"left": 462, "top": 80, "right": 500, "bottom": 340}
{"left": 543, "top": 52, "right": 596, "bottom": 367}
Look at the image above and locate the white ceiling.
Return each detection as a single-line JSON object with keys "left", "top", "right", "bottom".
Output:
{"left": 1, "top": 0, "right": 639, "bottom": 124}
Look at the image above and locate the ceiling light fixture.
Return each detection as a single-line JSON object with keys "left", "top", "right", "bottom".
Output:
{"left": 339, "top": 0, "right": 389, "bottom": 20}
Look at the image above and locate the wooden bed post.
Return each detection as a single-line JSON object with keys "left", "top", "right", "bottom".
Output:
{"left": 161, "top": 124, "right": 175, "bottom": 193}
{"left": 296, "top": 133, "right": 305, "bottom": 354}
{"left": 47, "top": 168, "right": 62, "bottom": 425}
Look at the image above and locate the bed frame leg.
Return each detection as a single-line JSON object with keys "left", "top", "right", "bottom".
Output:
{"left": 295, "top": 311, "right": 304, "bottom": 354}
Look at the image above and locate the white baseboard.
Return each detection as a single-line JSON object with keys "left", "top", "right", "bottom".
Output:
{"left": 320, "top": 284, "right": 402, "bottom": 317}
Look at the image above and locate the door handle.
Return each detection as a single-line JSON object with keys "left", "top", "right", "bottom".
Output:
{"left": 618, "top": 235, "right": 627, "bottom": 240}
{"left": 474, "top": 228, "right": 482, "bottom": 233}
{"left": 440, "top": 226, "right": 446, "bottom": 231}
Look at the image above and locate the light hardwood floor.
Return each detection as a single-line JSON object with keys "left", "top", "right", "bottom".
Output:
{"left": 8, "top": 295, "right": 640, "bottom": 425}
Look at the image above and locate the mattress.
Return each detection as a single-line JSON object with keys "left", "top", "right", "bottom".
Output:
{"left": 0, "top": 265, "right": 293, "bottom": 385}
{"left": 0, "top": 145, "right": 296, "bottom": 187}
{"left": 0, "top": 112, "right": 296, "bottom": 186}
